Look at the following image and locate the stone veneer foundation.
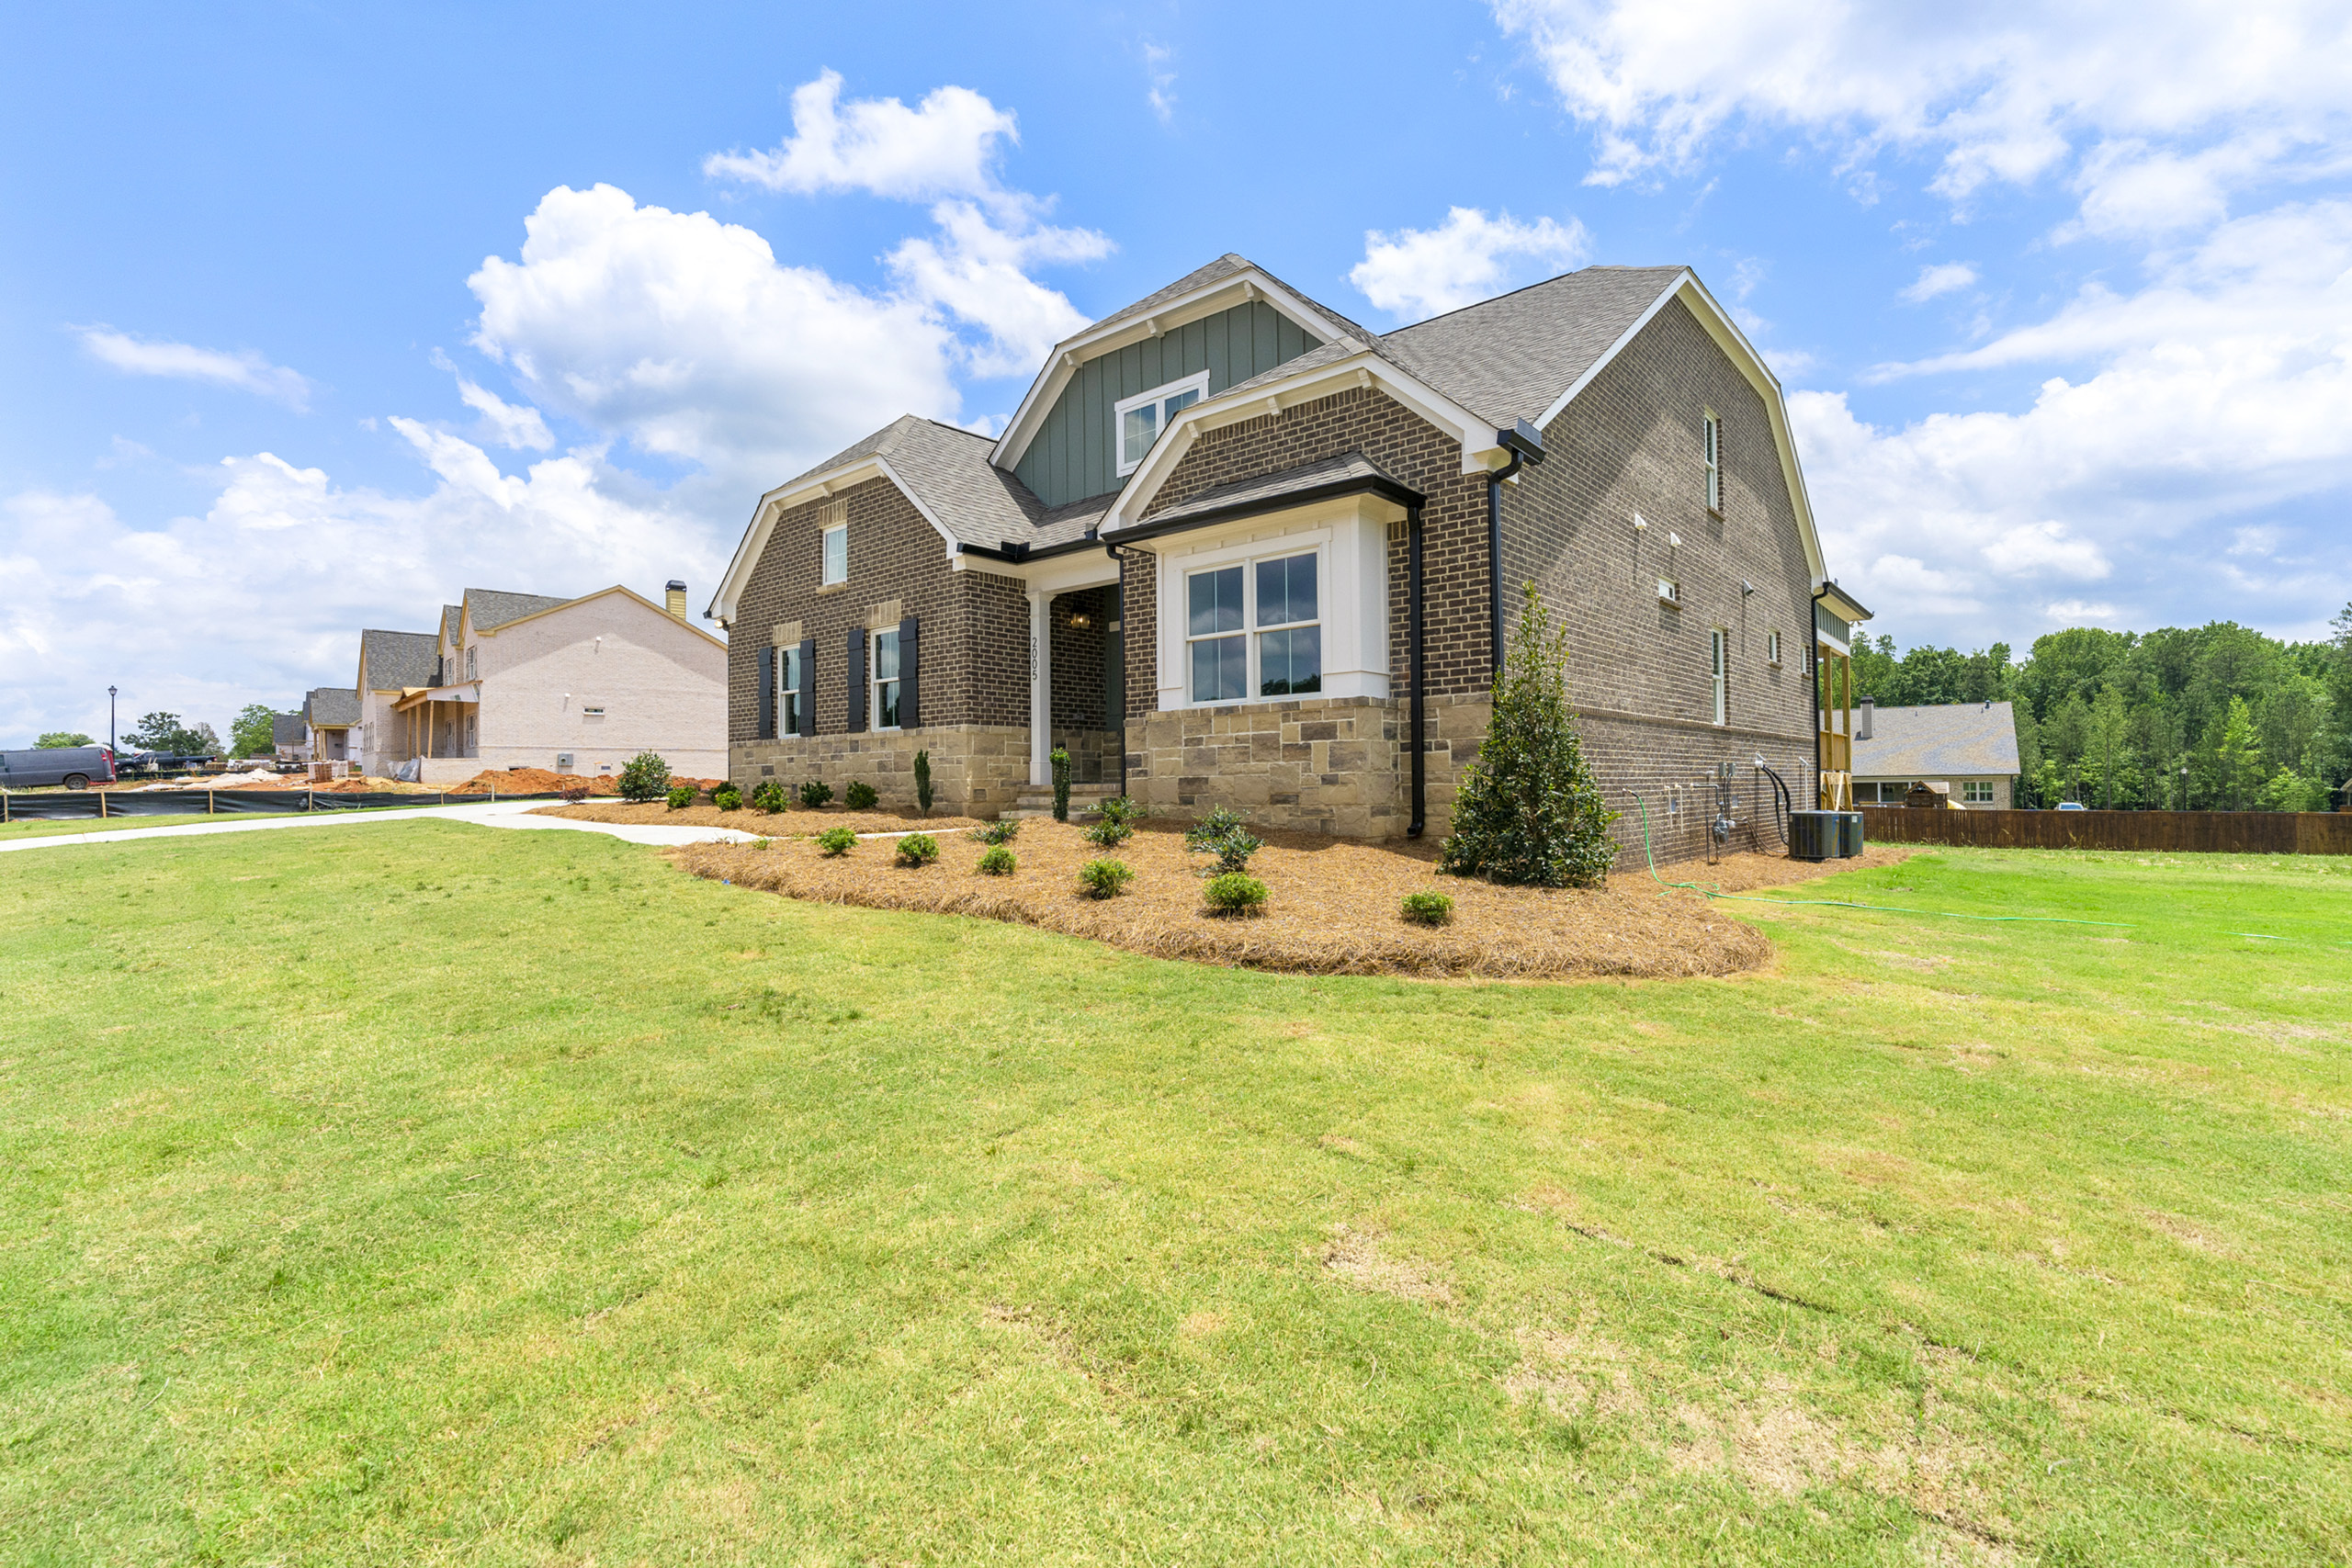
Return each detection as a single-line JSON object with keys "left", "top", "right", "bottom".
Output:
{"left": 730, "top": 724, "right": 1029, "bottom": 817}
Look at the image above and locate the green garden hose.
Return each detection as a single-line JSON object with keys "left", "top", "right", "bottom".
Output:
{"left": 1634, "top": 795, "right": 2133, "bottom": 930}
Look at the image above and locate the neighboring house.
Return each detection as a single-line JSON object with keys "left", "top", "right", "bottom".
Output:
{"left": 708, "top": 253, "right": 1860, "bottom": 863}
{"left": 270, "top": 711, "right": 311, "bottom": 762}
{"left": 1849, "top": 699, "right": 2021, "bottom": 809}
{"left": 302, "top": 687, "right": 359, "bottom": 762}
{"left": 356, "top": 628, "right": 442, "bottom": 775}
{"left": 372, "top": 582, "right": 727, "bottom": 784}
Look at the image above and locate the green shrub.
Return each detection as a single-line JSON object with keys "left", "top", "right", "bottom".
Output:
{"left": 895, "top": 832, "right": 939, "bottom": 867}
{"left": 1437, "top": 583, "right": 1619, "bottom": 888}
{"left": 664, "top": 784, "right": 696, "bottom": 811}
{"left": 1400, "top": 890, "right": 1454, "bottom": 926}
{"left": 711, "top": 784, "right": 743, "bottom": 811}
{"left": 1183, "top": 806, "right": 1262, "bottom": 875}
{"left": 816, "top": 826, "right": 857, "bottom": 856}
{"left": 913, "top": 750, "right": 933, "bottom": 816}
{"left": 1083, "top": 794, "right": 1143, "bottom": 850}
{"left": 1202, "top": 872, "right": 1268, "bottom": 916}
{"left": 844, "top": 780, "right": 878, "bottom": 810}
{"left": 976, "top": 845, "right": 1017, "bottom": 876}
{"left": 966, "top": 819, "right": 1022, "bottom": 846}
{"left": 1076, "top": 858, "right": 1132, "bottom": 899}
{"left": 616, "top": 751, "right": 671, "bottom": 802}
{"left": 797, "top": 779, "right": 832, "bottom": 809}
{"left": 750, "top": 779, "right": 788, "bottom": 813}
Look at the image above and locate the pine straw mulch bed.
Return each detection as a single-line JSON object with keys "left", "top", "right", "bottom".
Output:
{"left": 669, "top": 820, "right": 1917, "bottom": 982}
{"left": 533, "top": 801, "right": 987, "bottom": 836}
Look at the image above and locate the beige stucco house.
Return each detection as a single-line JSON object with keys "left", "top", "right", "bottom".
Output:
{"left": 357, "top": 581, "right": 726, "bottom": 784}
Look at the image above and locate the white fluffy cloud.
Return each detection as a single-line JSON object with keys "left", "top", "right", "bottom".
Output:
{"left": 1349, "top": 207, "right": 1593, "bottom": 321}
{"left": 702, "top": 73, "right": 1107, "bottom": 383}
{"left": 468, "top": 183, "right": 959, "bottom": 483}
{"left": 1493, "top": 0, "right": 2352, "bottom": 217}
{"left": 0, "top": 430, "right": 708, "bottom": 743}
{"left": 1898, "top": 262, "right": 1976, "bottom": 303}
{"left": 453, "top": 377, "right": 553, "bottom": 450}
{"left": 76, "top": 328, "right": 311, "bottom": 408}
{"left": 704, "top": 70, "right": 1016, "bottom": 202}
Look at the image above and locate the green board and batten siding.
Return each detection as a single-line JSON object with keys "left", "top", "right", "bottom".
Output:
{"left": 1014, "top": 300, "right": 1319, "bottom": 509}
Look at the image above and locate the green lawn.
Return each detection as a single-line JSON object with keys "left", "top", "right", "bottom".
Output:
{"left": 0, "top": 811, "right": 239, "bottom": 840}
{"left": 2, "top": 827, "right": 2346, "bottom": 1565}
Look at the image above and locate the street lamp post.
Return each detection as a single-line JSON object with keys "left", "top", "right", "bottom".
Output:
{"left": 2180, "top": 765, "right": 2189, "bottom": 813}
{"left": 107, "top": 685, "right": 117, "bottom": 754}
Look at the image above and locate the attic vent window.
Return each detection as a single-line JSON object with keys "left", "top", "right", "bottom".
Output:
{"left": 581, "top": 705, "right": 606, "bottom": 717}
{"left": 1114, "top": 371, "right": 1210, "bottom": 477}
{"left": 1657, "top": 577, "right": 1681, "bottom": 606}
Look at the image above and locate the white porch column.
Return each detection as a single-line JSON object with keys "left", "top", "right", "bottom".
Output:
{"left": 1028, "top": 589, "right": 1053, "bottom": 786}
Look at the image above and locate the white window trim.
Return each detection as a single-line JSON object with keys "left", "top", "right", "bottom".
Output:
{"left": 1181, "top": 547, "right": 1325, "bottom": 706}
{"left": 820, "top": 521, "right": 848, "bottom": 587}
{"left": 1962, "top": 779, "right": 1996, "bottom": 804}
{"left": 870, "top": 627, "right": 902, "bottom": 732}
{"left": 775, "top": 646, "right": 803, "bottom": 734}
{"left": 1114, "top": 370, "right": 1211, "bottom": 478}
{"left": 1709, "top": 627, "right": 1728, "bottom": 727}
{"left": 1766, "top": 628, "right": 1782, "bottom": 667}
{"left": 1702, "top": 411, "right": 1723, "bottom": 513}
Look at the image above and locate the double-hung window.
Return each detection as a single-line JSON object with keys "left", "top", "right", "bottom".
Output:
{"left": 1709, "top": 628, "right": 1727, "bottom": 726}
{"left": 821, "top": 519, "right": 847, "bottom": 586}
{"left": 871, "top": 627, "right": 901, "bottom": 730}
{"left": 1702, "top": 412, "right": 1723, "bottom": 513}
{"left": 775, "top": 644, "right": 804, "bottom": 735}
{"left": 1186, "top": 548, "right": 1321, "bottom": 704}
{"left": 1765, "top": 628, "right": 1782, "bottom": 667}
{"left": 1114, "top": 372, "right": 1210, "bottom": 477}
{"left": 465, "top": 646, "right": 478, "bottom": 681}
{"left": 1962, "top": 780, "right": 1995, "bottom": 804}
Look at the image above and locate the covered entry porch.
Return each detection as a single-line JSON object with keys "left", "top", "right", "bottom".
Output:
{"left": 390, "top": 682, "right": 483, "bottom": 784}
{"left": 1021, "top": 553, "right": 1124, "bottom": 789}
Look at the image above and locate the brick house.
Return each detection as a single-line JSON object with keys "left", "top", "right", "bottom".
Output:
{"left": 708, "top": 254, "right": 1868, "bottom": 863}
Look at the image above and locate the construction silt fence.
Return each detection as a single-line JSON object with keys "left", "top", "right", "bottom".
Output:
{"left": 0, "top": 789, "right": 567, "bottom": 823}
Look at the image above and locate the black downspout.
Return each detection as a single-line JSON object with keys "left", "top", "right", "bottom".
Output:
{"left": 1408, "top": 502, "right": 1427, "bottom": 838}
{"left": 1487, "top": 452, "right": 1525, "bottom": 684}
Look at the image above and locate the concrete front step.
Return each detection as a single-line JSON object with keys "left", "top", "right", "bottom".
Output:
{"left": 1004, "top": 784, "right": 1116, "bottom": 819}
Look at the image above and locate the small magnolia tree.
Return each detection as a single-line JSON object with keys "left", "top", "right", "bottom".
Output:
{"left": 616, "top": 751, "right": 672, "bottom": 801}
{"left": 1438, "top": 583, "right": 1618, "bottom": 887}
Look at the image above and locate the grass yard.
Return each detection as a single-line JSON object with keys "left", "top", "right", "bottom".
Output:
{"left": 2, "top": 826, "right": 2347, "bottom": 1564}
{"left": 0, "top": 812, "right": 228, "bottom": 840}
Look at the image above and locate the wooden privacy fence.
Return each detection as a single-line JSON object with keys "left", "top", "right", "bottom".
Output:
{"left": 1862, "top": 807, "right": 2352, "bottom": 855}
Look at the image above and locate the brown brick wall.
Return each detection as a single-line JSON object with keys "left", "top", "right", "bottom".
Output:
{"left": 1048, "top": 585, "right": 1113, "bottom": 729}
{"left": 727, "top": 476, "right": 1029, "bottom": 748}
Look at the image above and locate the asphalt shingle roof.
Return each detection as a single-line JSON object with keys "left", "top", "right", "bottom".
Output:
{"left": 357, "top": 630, "right": 439, "bottom": 691}
{"left": 465, "top": 589, "right": 571, "bottom": 631}
{"left": 270, "top": 713, "right": 308, "bottom": 746}
{"left": 1850, "top": 703, "right": 2022, "bottom": 780}
{"left": 1137, "top": 452, "right": 1408, "bottom": 529}
{"left": 304, "top": 686, "right": 360, "bottom": 726}
{"left": 1378, "top": 266, "right": 1688, "bottom": 428}
{"left": 774, "top": 414, "right": 1046, "bottom": 552}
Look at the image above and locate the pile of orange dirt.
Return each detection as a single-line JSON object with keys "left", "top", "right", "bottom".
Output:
{"left": 672, "top": 820, "right": 1917, "bottom": 981}
{"left": 535, "top": 800, "right": 982, "bottom": 834}
{"left": 206, "top": 774, "right": 432, "bottom": 793}
{"left": 456, "top": 768, "right": 727, "bottom": 796}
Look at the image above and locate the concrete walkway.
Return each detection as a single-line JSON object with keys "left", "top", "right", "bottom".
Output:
{"left": 0, "top": 799, "right": 767, "bottom": 857}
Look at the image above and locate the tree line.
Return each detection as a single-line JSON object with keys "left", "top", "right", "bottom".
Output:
{"left": 1850, "top": 604, "right": 2352, "bottom": 811}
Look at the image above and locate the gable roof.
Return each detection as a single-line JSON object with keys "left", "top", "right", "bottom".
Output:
{"left": 709, "top": 415, "right": 1048, "bottom": 619}
{"left": 438, "top": 604, "right": 461, "bottom": 646}
{"left": 356, "top": 629, "right": 438, "bottom": 692}
{"left": 464, "top": 588, "right": 570, "bottom": 632}
{"left": 472, "top": 582, "right": 729, "bottom": 649}
{"left": 270, "top": 713, "right": 308, "bottom": 746}
{"left": 1850, "top": 703, "right": 2021, "bottom": 780}
{"left": 303, "top": 686, "right": 361, "bottom": 726}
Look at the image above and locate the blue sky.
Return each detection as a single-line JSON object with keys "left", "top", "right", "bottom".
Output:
{"left": 6, "top": 1, "right": 2348, "bottom": 742}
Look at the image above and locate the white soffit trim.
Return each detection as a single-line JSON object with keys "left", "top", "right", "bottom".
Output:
{"left": 1102, "top": 352, "right": 1498, "bottom": 533}
{"left": 989, "top": 268, "right": 1363, "bottom": 474}
{"left": 707, "top": 456, "right": 960, "bottom": 623}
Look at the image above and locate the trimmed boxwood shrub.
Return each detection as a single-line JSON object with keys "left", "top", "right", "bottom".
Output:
{"left": 1202, "top": 872, "right": 1268, "bottom": 916}
{"left": 750, "top": 779, "right": 788, "bottom": 813}
{"left": 616, "top": 750, "right": 671, "bottom": 802}
{"left": 664, "top": 784, "right": 696, "bottom": 810}
{"left": 1076, "top": 858, "right": 1133, "bottom": 899}
{"left": 711, "top": 784, "right": 743, "bottom": 811}
{"left": 844, "top": 780, "right": 878, "bottom": 810}
{"left": 815, "top": 826, "right": 856, "bottom": 856}
{"left": 977, "top": 845, "right": 1016, "bottom": 875}
{"left": 895, "top": 832, "right": 939, "bottom": 867}
{"left": 797, "top": 779, "right": 832, "bottom": 809}
{"left": 1400, "top": 890, "right": 1454, "bottom": 926}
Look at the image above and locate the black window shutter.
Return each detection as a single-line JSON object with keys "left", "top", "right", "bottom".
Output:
{"left": 797, "top": 637, "right": 817, "bottom": 738}
{"left": 846, "top": 627, "right": 866, "bottom": 733}
{"left": 898, "top": 615, "right": 919, "bottom": 729}
{"left": 756, "top": 646, "right": 775, "bottom": 739}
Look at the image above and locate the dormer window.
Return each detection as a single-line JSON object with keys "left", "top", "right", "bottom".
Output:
{"left": 1114, "top": 371, "right": 1210, "bottom": 477}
